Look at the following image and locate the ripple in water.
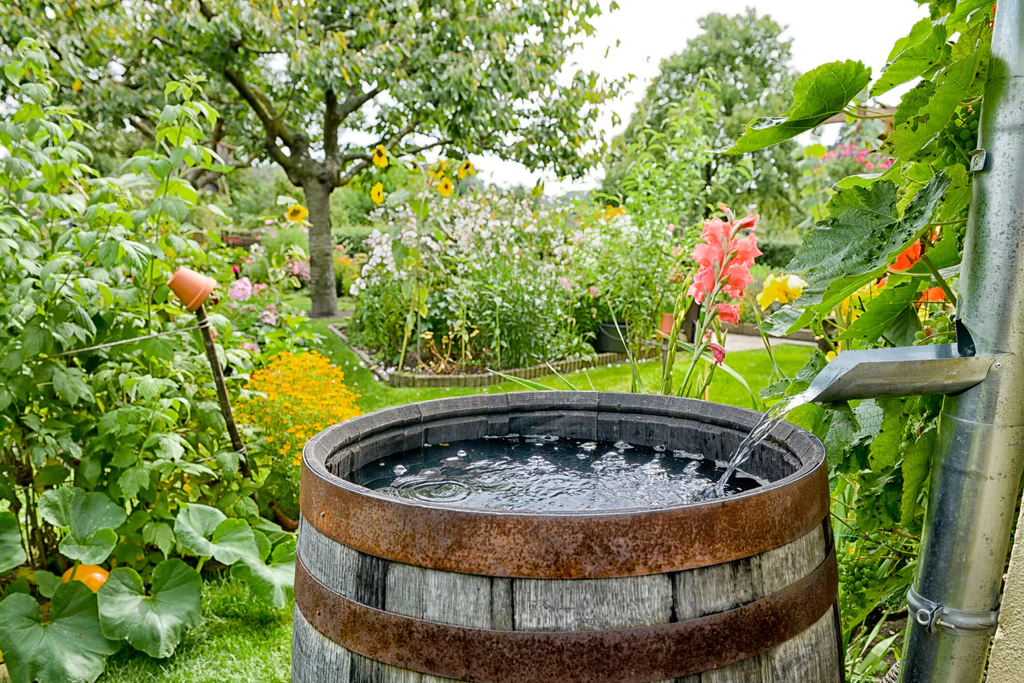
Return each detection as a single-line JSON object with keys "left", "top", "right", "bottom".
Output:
{"left": 349, "top": 436, "right": 763, "bottom": 511}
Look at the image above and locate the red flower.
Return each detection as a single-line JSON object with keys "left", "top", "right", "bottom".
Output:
{"left": 920, "top": 287, "right": 945, "bottom": 303}
{"left": 893, "top": 241, "right": 922, "bottom": 271}
{"left": 715, "top": 303, "right": 740, "bottom": 325}
{"left": 709, "top": 342, "right": 727, "bottom": 365}
{"left": 687, "top": 207, "right": 762, "bottom": 303}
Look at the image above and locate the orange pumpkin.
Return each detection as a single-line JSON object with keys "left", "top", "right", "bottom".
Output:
{"left": 62, "top": 565, "right": 109, "bottom": 593}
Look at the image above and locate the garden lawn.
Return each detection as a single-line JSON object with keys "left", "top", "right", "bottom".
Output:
{"left": 97, "top": 314, "right": 813, "bottom": 683}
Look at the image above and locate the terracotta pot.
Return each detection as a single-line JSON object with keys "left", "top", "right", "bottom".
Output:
{"left": 658, "top": 313, "right": 675, "bottom": 337}
{"left": 168, "top": 267, "right": 217, "bottom": 311}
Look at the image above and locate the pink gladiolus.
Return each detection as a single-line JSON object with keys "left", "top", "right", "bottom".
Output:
{"left": 709, "top": 342, "right": 726, "bottom": 365}
{"left": 687, "top": 207, "right": 761, "bottom": 303}
{"left": 715, "top": 304, "right": 741, "bottom": 325}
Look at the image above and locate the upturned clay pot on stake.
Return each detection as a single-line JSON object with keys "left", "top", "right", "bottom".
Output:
{"left": 168, "top": 267, "right": 251, "bottom": 479}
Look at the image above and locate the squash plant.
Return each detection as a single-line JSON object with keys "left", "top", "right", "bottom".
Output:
{"left": 0, "top": 40, "right": 294, "bottom": 683}
{"left": 727, "top": 0, "right": 991, "bottom": 655}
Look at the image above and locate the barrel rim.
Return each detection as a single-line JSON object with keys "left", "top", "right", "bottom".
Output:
{"left": 300, "top": 391, "right": 828, "bottom": 578}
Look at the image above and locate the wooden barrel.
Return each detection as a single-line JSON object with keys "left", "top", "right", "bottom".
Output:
{"left": 294, "top": 392, "right": 842, "bottom": 683}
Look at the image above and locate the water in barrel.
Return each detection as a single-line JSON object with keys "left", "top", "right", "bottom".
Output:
{"left": 349, "top": 435, "right": 764, "bottom": 511}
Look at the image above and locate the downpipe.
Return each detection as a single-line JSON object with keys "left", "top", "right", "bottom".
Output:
{"left": 800, "top": 3, "right": 1024, "bottom": 680}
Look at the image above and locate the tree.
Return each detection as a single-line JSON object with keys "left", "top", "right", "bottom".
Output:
{"left": 603, "top": 9, "right": 799, "bottom": 223}
{"left": 4, "top": 1, "right": 620, "bottom": 317}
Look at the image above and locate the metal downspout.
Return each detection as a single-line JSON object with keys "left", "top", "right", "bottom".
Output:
{"left": 901, "top": 1, "right": 1024, "bottom": 680}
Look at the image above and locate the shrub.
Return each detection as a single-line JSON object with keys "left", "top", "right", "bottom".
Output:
{"left": 757, "top": 240, "right": 802, "bottom": 269}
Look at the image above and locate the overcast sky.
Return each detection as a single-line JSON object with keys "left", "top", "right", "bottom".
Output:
{"left": 474, "top": 0, "right": 928, "bottom": 193}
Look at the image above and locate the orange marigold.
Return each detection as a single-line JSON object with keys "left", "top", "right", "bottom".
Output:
{"left": 236, "top": 351, "right": 362, "bottom": 466}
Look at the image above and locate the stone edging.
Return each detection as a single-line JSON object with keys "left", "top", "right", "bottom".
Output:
{"left": 326, "top": 324, "right": 659, "bottom": 388}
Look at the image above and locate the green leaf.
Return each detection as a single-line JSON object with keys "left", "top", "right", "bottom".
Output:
{"left": 0, "top": 511, "right": 26, "bottom": 574}
{"left": 52, "top": 367, "right": 94, "bottom": 406}
{"left": 117, "top": 466, "right": 150, "bottom": 499}
{"left": 231, "top": 537, "right": 296, "bottom": 609}
{"left": 823, "top": 405, "right": 858, "bottom": 469}
{"left": 68, "top": 492, "right": 127, "bottom": 540}
{"left": 889, "top": 20, "right": 989, "bottom": 158}
{"left": 901, "top": 424, "right": 937, "bottom": 525}
{"left": 839, "top": 280, "right": 922, "bottom": 343}
{"left": 173, "top": 503, "right": 225, "bottom": 558}
{"left": 0, "top": 582, "right": 119, "bottom": 683}
{"left": 33, "top": 570, "right": 63, "bottom": 599}
{"left": 38, "top": 487, "right": 77, "bottom": 528}
{"left": 97, "top": 560, "right": 201, "bottom": 658}
{"left": 143, "top": 522, "right": 176, "bottom": 558}
{"left": 871, "top": 21, "right": 945, "bottom": 97}
{"left": 868, "top": 397, "right": 908, "bottom": 471}
{"left": 758, "top": 305, "right": 813, "bottom": 336}
{"left": 723, "top": 61, "right": 871, "bottom": 153}
{"left": 790, "top": 173, "right": 951, "bottom": 311}
{"left": 174, "top": 505, "right": 258, "bottom": 565}
{"left": 893, "top": 80, "right": 936, "bottom": 129}
{"left": 60, "top": 528, "right": 118, "bottom": 565}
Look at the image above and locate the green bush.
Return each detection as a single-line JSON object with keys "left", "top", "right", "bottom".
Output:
{"left": 757, "top": 239, "right": 802, "bottom": 269}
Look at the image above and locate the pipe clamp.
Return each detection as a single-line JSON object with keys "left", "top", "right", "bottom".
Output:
{"left": 907, "top": 588, "right": 998, "bottom": 636}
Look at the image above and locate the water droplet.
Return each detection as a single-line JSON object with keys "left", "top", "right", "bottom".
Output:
{"left": 457, "top": 449, "right": 467, "bottom": 457}
{"left": 393, "top": 465, "right": 407, "bottom": 475}
{"left": 613, "top": 440, "right": 634, "bottom": 450}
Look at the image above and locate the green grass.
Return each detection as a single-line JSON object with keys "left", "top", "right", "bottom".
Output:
{"left": 99, "top": 308, "right": 813, "bottom": 682}
{"left": 309, "top": 317, "right": 813, "bottom": 413}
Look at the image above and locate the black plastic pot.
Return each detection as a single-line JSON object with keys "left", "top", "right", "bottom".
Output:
{"left": 594, "top": 322, "right": 629, "bottom": 353}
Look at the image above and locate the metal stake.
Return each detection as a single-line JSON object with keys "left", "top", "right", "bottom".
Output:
{"left": 900, "top": 2, "right": 1024, "bottom": 679}
{"left": 195, "top": 303, "right": 252, "bottom": 480}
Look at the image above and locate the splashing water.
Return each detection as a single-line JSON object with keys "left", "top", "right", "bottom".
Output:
{"left": 350, "top": 435, "right": 762, "bottom": 511}
{"left": 715, "top": 390, "right": 813, "bottom": 496}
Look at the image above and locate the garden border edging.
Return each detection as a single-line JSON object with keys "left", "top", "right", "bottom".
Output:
{"left": 326, "top": 324, "right": 660, "bottom": 388}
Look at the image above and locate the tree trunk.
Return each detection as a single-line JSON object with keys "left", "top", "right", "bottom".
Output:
{"left": 304, "top": 180, "right": 338, "bottom": 318}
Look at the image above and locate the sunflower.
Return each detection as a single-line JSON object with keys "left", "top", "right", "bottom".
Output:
{"left": 437, "top": 176, "right": 454, "bottom": 197}
{"left": 285, "top": 205, "right": 308, "bottom": 222}
{"left": 370, "top": 182, "right": 385, "bottom": 205}
{"left": 457, "top": 159, "right": 474, "bottom": 179}
{"left": 372, "top": 144, "right": 389, "bottom": 169}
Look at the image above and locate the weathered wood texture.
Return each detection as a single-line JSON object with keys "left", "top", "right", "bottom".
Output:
{"left": 294, "top": 518, "right": 840, "bottom": 683}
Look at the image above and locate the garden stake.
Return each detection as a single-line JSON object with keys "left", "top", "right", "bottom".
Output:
{"left": 195, "top": 304, "right": 252, "bottom": 480}
{"left": 167, "top": 266, "right": 252, "bottom": 480}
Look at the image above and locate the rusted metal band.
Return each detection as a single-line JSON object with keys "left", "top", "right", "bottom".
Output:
{"left": 295, "top": 545, "right": 839, "bottom": 683}
{"left": 299, "top": 456, "right": 829, "bottom": 579}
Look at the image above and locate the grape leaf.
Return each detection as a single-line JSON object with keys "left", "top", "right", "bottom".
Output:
{"left": 0, "top": 511, "right": 26, "bottom": 574}
{"left": 839, "top": 280, "right": 922, "bottom": 343}
{"left": 889, "top": 20, "right": 989, "bottom": 158}
{"left": 722, "top": 60, "right": 871, "bottom": 153}
{"left": 790, "top": 172, "right": 950, "bottom": 312}
{"left": 0, "top": 582, "right": 119, "bottom": 683}
{"left": 872, "top": 21, "right": 946, "bottom": 97}
{"left": 97, "top": 559, "right": 201, "bottom": 658}
{"left": 869, "top": 398, "right": 908, "bottom": 471}
{"left": 901, "top": 424, "right": 937, "bottom": 526}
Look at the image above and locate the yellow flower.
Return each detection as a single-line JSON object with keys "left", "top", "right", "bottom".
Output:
{"left": 370, "top": 182, "right": 385, "bottom": 205}
{"left": 272, "top": 2, "right": 281, "bottom": 21}
{"left": 757, "top": 273, "right": 807, "bottom": 309}
{"left": 458, "top": 159, "right": 474, "bottom": 179}
{"left": 826, "top": 350, "right": 838, "bottom": 362}
{"left": 372, "top": 144, "right": 389, "bottom": 168}
{"left": 437, "top": 176, "right": 454, "bottom": 197}
{"left": 71, "top": 78, "right": 83, "bottom": 92}
{"left": 285, "top": 205, "right": 308, "bottom": 222}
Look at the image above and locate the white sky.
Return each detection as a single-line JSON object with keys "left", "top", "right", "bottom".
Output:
{"left": 474, "top": 0, "right": 929, "bottom": 193}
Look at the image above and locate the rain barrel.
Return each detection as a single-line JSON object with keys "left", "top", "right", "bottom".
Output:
{"left": 293, "top": 392, "right": 841, "bottom": 682}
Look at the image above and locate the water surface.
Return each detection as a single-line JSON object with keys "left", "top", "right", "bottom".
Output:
{"left": 349, "top": 435, "right": 762, "bottom": 512}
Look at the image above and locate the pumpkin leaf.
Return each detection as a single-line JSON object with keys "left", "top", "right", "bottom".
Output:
{"left": 231, "top": 536, "right": 296, "bottom": 609}
{"left": 0, "top": 510, "right": 26, "bottom": 574}
{"left": 174, "top": 504, "right": 259, "bottom": 565}
{"left": 0, "top": 582, "right": 119, "bottom": 683}
{"left": 97, "top": 559, "right": 201, "bottom": 658}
